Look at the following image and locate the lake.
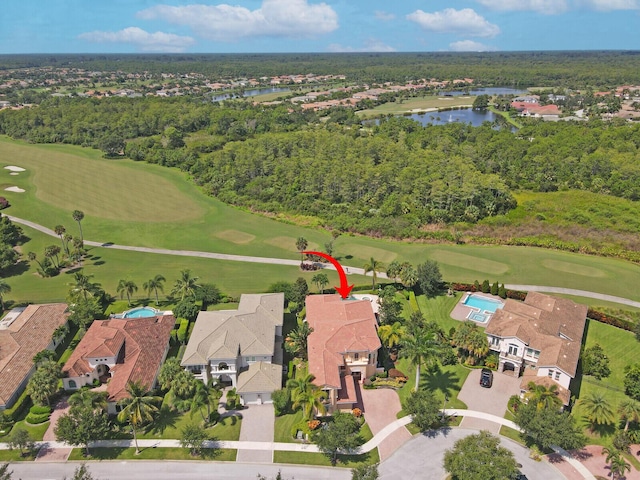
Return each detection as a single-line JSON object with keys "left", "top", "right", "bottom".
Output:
{"left": 409, "top": 108, "right": 500, "bottom": 127}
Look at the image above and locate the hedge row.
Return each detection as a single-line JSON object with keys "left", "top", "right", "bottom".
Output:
{"left": 29, "top": 405, "right": 51, "bottom": 415}
{"left": 449, "top": 283, "right": 526, "bottom": 300}
{"left": 177, "top": 318, "right": 190, "bottom": 344}
{"left": 25, "top": 412, "right": 50, "bottom": 425}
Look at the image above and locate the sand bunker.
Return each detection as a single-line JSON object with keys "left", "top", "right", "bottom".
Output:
{"left": 4, "top": 186, "right": 25, "bottom": 193}
{"left": 4, "top": 166, "right": 25, "bottom": 172}
{"left": 10, "top": 172, "right": 19, "bottom": 176}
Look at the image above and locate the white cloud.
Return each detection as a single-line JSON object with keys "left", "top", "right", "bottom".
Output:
{"left": 407, "top": 8, "right": 500, "bottom": 38}
{"left": 476, "top": 0, "right": 569, "bottom": 14}
{"left": 328, "top": 39, "right": 396, "bottom": 52}
{"left": 374, "top": 10, "right": 395, "bottom": 21}
{"left": 137, "top": 0, "right": 338, "bottom": 41}
{"left": 449, "top": 40, "right": 498, "bottom": 52}
{"left": 577, "top": 0, "right": 640, "bottom": 10}
{"left": 78, "top": 27, "right": 195, "bottom": 52}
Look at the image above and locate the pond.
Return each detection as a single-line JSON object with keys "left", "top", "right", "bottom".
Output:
{"left": 211, "top": 87, "right": 291, "bottom": 102}
{"left": 409, "top": 108, "right": 501, "bottom": 127}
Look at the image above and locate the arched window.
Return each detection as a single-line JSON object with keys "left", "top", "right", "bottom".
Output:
{"left": 218, "top": 362, "right": 229, "bottom": 371}
{"left": 68, "top": 380, "right": 77, "bottom": 389}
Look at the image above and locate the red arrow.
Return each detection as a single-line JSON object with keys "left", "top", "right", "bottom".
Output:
{"left": 302, "top": 251, "right": 354, "bottom": 299}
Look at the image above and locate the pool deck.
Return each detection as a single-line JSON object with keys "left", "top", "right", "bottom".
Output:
{"left": 450, "top": 292, "right": 505, "bottom": 326}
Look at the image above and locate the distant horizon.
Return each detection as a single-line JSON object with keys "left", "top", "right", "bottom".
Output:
{"left": 2, "top": 1, "right": 639, "bottom": 55}
{"left": 2, "top": 49, "right": 640, "bottom": 57}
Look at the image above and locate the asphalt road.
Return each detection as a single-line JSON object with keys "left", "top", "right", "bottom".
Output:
{"left": 6, "top": 461, "right": 352, "bottom": 480}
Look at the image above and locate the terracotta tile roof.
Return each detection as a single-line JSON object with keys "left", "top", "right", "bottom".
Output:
{"left": 486, "top": 292, "right": 587, "bottom": 377}
{"left": 62, "top": 315, "right": 174, "bottom": 403}
{"left": 181, "top": 293, "right": 284, "bottom": 366}
{"left": 306, "top": 295, "right": 381, "bottom": 389}
{"left": 0, "top": 304, "right": 68, "bottom": 408}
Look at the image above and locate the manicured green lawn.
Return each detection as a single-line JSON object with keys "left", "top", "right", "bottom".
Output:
{"left": 571, "top": 319, "right": 639, "bottom": 445}
{"left": 68, "top": 447, "right": 237, "bottom": 461}
{"left": 499, "top": 425, "right": 525, "bottom": 445}
{"left": 274, "top": 410, "right": 303, "bottom": 443}
{"left": 395, "top": 358, "right": 470, "bottom": 412}
{"left": 0, "top": 450, "right": 37, "bottom": 461}
{"left": 5, "top": 421, "right": 51, "bottom": 442}
{"left": 415, "top": 292, "right": 462, "bottom": 332}
{"left": 4, "top": 135, "right": 640, "bottom": 306}
{"left": 273, "top": 447, "right": 379, "bottom": 468}
{"left": 137, "top": 410, "right": 242, "bottom": 441}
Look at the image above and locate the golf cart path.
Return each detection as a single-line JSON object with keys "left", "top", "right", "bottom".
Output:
{"left": 8, "top": 215, "right": 640, "bottom": 309}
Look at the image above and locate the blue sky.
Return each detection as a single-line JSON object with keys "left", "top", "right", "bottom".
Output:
{"left": 2, "top": 0, "right": 639, "bottom": 54}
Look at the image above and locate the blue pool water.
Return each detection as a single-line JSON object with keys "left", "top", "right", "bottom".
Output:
{"left": 464, "top": 295, "right": 504, "bottom": 313}
{"left": 123, "top": 307, "right": 157, "bottom": 318}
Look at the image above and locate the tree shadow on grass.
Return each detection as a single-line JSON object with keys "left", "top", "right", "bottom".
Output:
{"left": 1, "top": 259, "right": 29, "bottom": 278}
{"left": 336, "top": 449, "right": 375, "bottom": 466}
{"left": 85, "top": 447, "right": 128, "bottom": 460}
{"left": 145, "top": 405, "right": 180, "bottom": 436}
{"left": 421, "top": 366, "right": 460, "bottom": 399}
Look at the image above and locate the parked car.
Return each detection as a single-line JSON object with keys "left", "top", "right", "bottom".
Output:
{"left": 480, "top": 368, "right": 493, "bottom": 388}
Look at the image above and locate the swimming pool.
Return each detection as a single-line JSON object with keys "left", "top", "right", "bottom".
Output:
{"left": 463, "top": 294, "right": 504, "bottom": 314}
{"left": 123, "top": 307, "right": 159, "bottom": 318}
{"left": 468, "top": 311, "right": 491, "bottom": 323}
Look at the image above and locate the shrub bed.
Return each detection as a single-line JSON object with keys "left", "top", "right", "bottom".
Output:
{"left": 25, "top": 412, "right": 50, "bottom": 424}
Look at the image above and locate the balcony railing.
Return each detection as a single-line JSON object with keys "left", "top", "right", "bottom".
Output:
{"left": 500, "top": 351, "right": 522, "bottom": 362}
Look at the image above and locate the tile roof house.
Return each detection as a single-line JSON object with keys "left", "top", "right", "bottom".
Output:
{"left": 0, "top": 304, "right": 69, "bottom": 410}
{"left": 62, "top": 315, "right": 174, "bottom": 414}
{"left": 484, "top": 292, "right": 587, "bottom": 406}
{"left": 306, "top": 295, "right": 381, "bottom": 412}
{"left": 181, "top": 293, "right": 284, "bottom": 405}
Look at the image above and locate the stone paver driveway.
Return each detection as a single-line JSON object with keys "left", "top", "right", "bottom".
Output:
{"left": 360, "top": 388, "right": 411, "bottom": 461}
{"left": 35, "top": 396, "right": 71, "bottom": 462}
{"left": 458, "top": 368, "right": 521, "bottom": 421}
{"left": 236, "top": 403, "right": 274, "bottom": 463}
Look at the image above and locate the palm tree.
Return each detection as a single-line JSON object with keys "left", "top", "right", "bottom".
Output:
{"left": 44, "top": 245, "right": 61, "bottom": 270}
{"left": 401, "top": 325, "right": 442, "bottom": 392}
{"left": 190, "top": 381, "right": 220, "bottom": 424}
{"left": 525, "top": 382, "right": 563, "bottom": 411}
{"left": 68, "top": 271, "right": 100, "bottom": 301}
{"left": 386, "top": 261, "right": 402, "bottom": 284}
{"left": 607, "top": 450, "right": 631, "bottom": 480}
{"left": 295, "top": 237, "right": 308, "bottom": 262}
{"left": 72, "top": 210, "right": 85, "bottom": 242}
{"left": 27, "top": 251, "right": 44, "bottom": 271}
{"left": 618, "top": 399, "right": 640, "bottom": 431}
{"left": 311, "top": 273, "right": 329, "bottom": 294}
{"left": 143, "top": 274, "right": 166, "bottom": 305}
{"left": 0, "top": 280, "right": 11, "bottom": 311}
{"left": 69, "top": 390, "right": 108, "bottom": 411}
{"left": 172, "top": 269, "right": 200, "bottom": 301}
{"left": 284, "top": 322, "right": 314, "bottom": 360}
{"left": 363, "top": 257, "right": 384, "bottom": 289}
{"left": 54, "top": 225, "right": 69, "bottom": 255}
{"left": 117, "top": 279, "right": 138, "bottom": 306}
{"left": 378, "top": 321, "right": 405, "bottom": 350}
{"left": 286, "top": 373, "right": 326, "bottom": 420}
{"left": 399, "top": 263, "right": 418, "bottom": 289}
{"left": 116, "top": 381, "right": 161, "bottom": 455}
{"left": 611, "top": 457, "right": 631, "bottom": 480}
{"left": 580, "top": 392, "right": 615, "bottom": 428}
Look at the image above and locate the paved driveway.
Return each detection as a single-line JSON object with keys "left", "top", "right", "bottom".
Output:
{"left": 379, "top": 428, "right": 565, "bottom": 480}
{"left": 360, "top": 388, "right": 411, "bottom": 461}
{"left": 458, "top": 369, "right": 521, "bottom": 418}
{"left": 236, "top": 404, "right": 274, "bottom": 463}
